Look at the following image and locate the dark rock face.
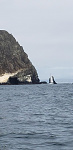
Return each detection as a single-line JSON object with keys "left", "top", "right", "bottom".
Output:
{"left": 0, "top": 30, "right": 40, "bottom": 84}
{"left": 49, "top": 76, "right": 57, "bottom": 84}
{"left": 8, "top": 77, "right": 19, "bottom": 85}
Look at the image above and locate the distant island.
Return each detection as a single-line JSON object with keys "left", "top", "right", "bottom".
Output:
{"left": 0, "top": 30, "right": 47, "bottom": 85}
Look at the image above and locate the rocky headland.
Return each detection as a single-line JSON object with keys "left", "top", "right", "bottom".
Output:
{"left": 0, "top": 30, "right": 40, "bottom": 85}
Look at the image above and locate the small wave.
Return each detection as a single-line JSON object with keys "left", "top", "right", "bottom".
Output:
{"left": 0, "top": 116, "right": 4, "bottom": 119}
{"left": 33, "top": 113, "right": 44, "bottom": 116}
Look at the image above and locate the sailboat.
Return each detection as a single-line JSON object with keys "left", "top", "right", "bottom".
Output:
{"left": 49, "top": 76, "right": 57, "bottom": 84}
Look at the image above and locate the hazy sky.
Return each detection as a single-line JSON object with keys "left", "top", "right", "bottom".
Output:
{"left": 0, "top": 0, "right": 73, "bottom": 82}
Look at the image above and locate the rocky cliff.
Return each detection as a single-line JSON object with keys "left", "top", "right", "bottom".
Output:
{"left": 0, "top": 30, "right": 40, "bottom": 84}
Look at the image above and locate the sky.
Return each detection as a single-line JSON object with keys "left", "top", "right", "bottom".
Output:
{"left": 0, "top": 0, "right": 73, "bottom": 82}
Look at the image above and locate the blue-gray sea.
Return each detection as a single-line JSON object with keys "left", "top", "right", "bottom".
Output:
{"left": 0, "top": 84, "right": 73, "bottom": 150}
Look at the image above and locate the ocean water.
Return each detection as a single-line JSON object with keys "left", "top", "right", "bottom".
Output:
{"left": 0, "top": 84, "right": 73, "bottom": 150}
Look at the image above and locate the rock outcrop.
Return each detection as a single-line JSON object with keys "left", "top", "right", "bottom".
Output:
{"left": 0, "top": 30, "right": 40, "bottom": 84}
{"left": 49, "top": 76, "right": 57, "bottom": 84}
